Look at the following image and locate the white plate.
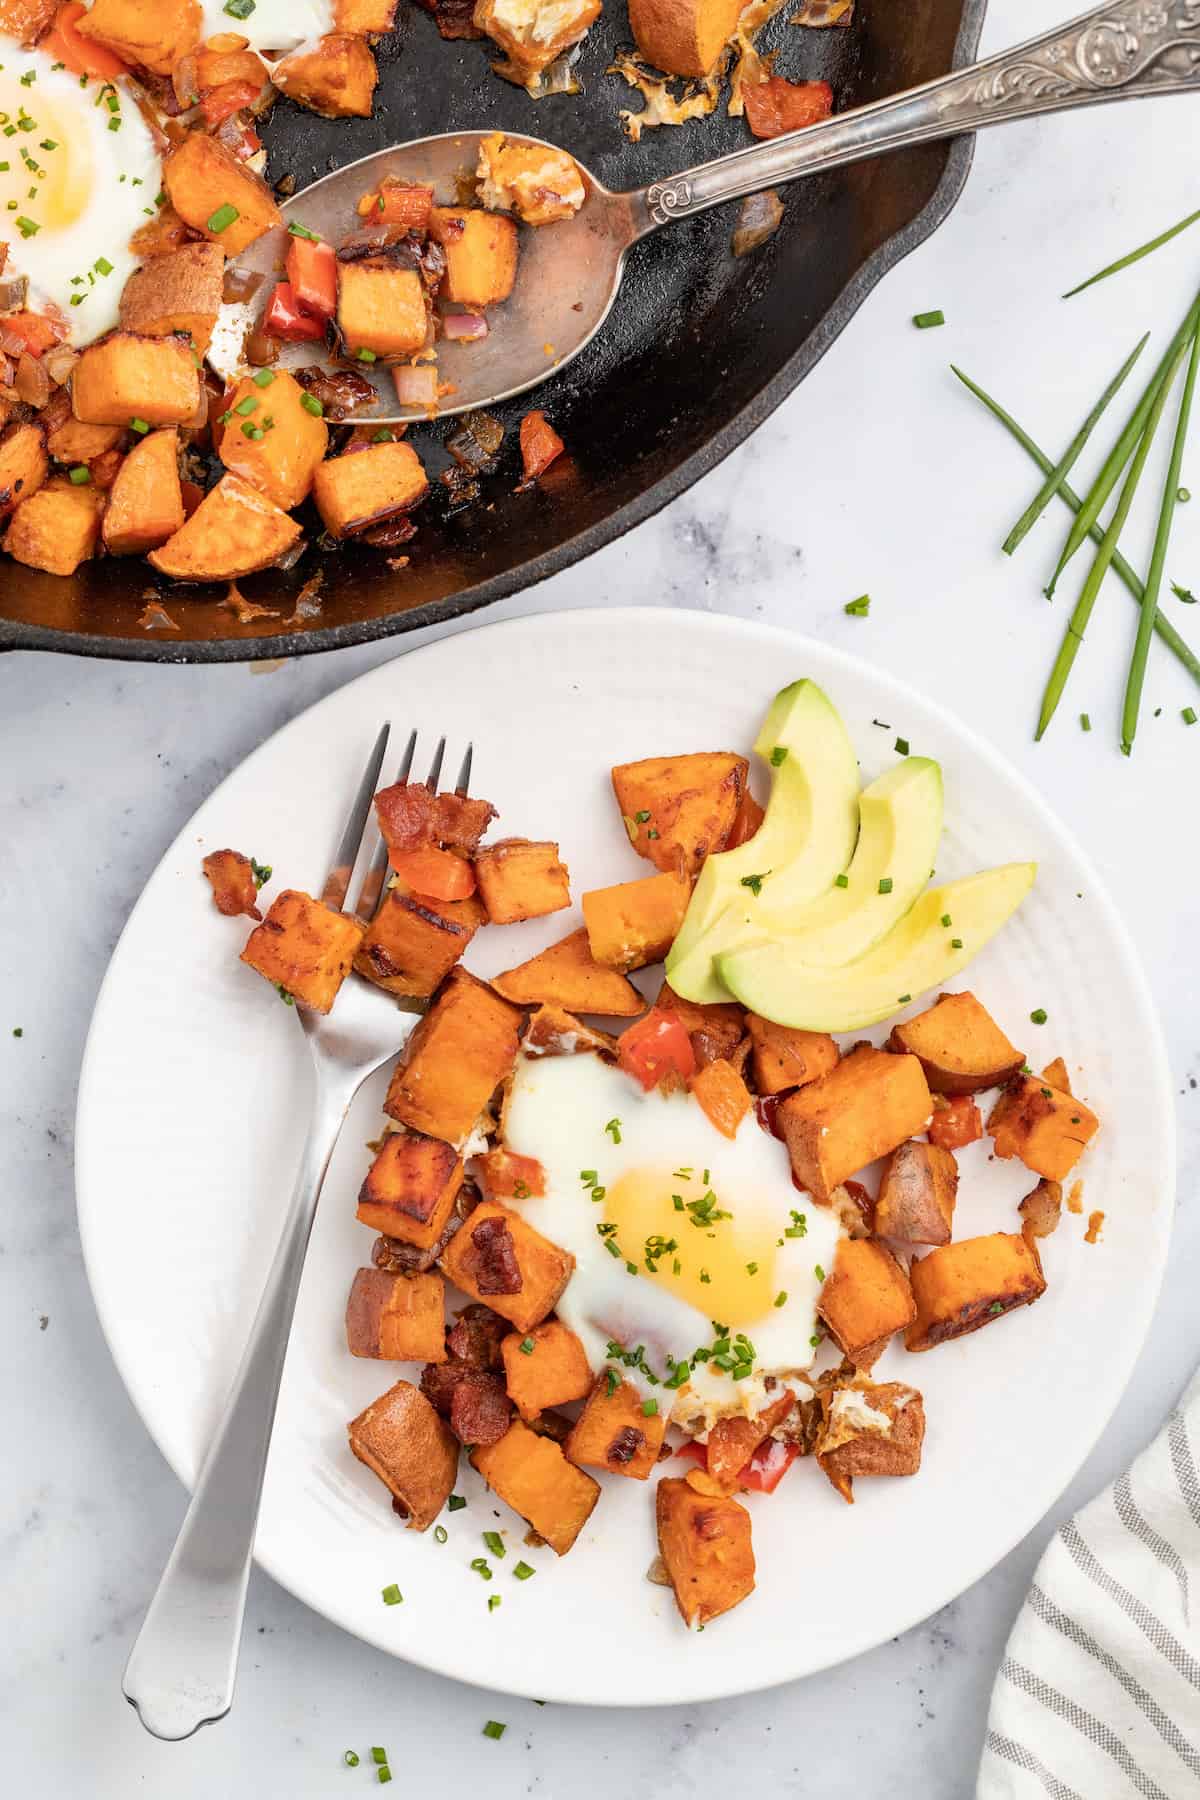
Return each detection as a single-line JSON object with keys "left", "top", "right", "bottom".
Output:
{"left": 76, "top": 607, "right": 1173, "bottom": 1708}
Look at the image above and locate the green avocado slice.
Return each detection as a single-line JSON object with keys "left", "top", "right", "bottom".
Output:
{"left": 716, "top": 862, "right": 1037, "bottom": 1032}
{"left": 664, "top": 679, "right": 859, "bottom": 1005}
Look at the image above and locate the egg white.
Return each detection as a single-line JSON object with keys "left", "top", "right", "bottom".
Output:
{"left": 196, "top": 0, "right": 335, "bottom": 55}
{"left": 0, "top": 50, "right": 161, "bottom": 342}
{"left": 500, "top": 1051, "right": 844, "bottom": 1427}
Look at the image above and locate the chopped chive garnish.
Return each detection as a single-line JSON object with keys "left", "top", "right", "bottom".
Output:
{"left": 746, "top": 1261, "right": 758, "bottom": 1274}
{"left": 235, "top": 395, "right": 258, "bottom": 415}
{"left": 877, "top": 877, "right": 893, "bottom": 894}
{"left": 94, "top": 255, "right": 112, "bottom": 275}
{"left": 344, "top": 1750, "right": 360, "bottom": 1766}
{"left": 894, "top": 736, "right": 910, "bottom": 755}
{"left": 1174, "top": 583, "right": 1196, "bottom": 603}
{"left": 913, "top": 309, "right": 945, "bottom": 329}
{"left": 898, "top": 994, "right": 911, "bottom": 1004}
{"left": 377, "top": 1771, "right": 392, "bottom": 1787}
{"left": 482, "top": 1721, "right": 507, "bottom": 1740}
{"left": 740, "top": 872, "right": 767, "bottom": 895}
{"left": 447, "top": 1493, "right": 466, "bottom": 1511}
{"left": 287, "top": 219, "right": 319, "bottom": 239}
{"left": 483, "top": 1530, "right": 505, "bottom": 1558}
{"left": 206, "top": 202, "right": 239, "bottom": 234}
{"left": 129, "top": 417, "right": 150, "bottom": 434}
{"left": 518, "top": 1336, "right": 534, "bottom": 1355}
{"left": 1030, "top": 1008, "right": 1048, "bottom": 1025}
{"left": 1185, "top": 707, "right": 1198, "bottom": 725}
{"left": 770, "top": 745, "right": 788, "bottom": 766}
{"left": 641, "top": 1398, "right": 658, "bottom": 1417}
{"left": 773, "top": 1291, "right": 787, "bottom": 1308}
{"left": 371, "top": 1748, "right": 388, "bottom": 1765}
{"left": 834, "top": 872, "right": 849, "bottom": 888}
{"left": 469, "top": 1557, "right": 493, "bottom": 1580}
{"left": 381, "top": 1583, "right": 402, "bottom": 1605}
{"left": 67, "top": 464, "right": 90, "bottom": 485}
{"left": 300, "top": 392, "right": 324, "bottom": 417}
{"left": 951, "top": 937, "right": 963, "bottom": 948}
{"left": 513, "top": 1560, "right": 535, "bottom": 1580}
{"left": 604, "top": 1117, "right": 621, "bottom": 1142}
{"left": 488, "top": 1594, "right": 502, "bottom": 1612}
{"left": 940, "top": 913, "right": 952, "bottom": 926}
{"left": 252, "top": 367, "right": 276, "bottom": 386}
{"left": 434, "top": 1524, "right": 448, "bottom": 1543}
{"left": 1080, "top": 713, "right": 1092, "bottom": 731}
{"left": 844, "top": 594, "right": 870, "bottom": 617}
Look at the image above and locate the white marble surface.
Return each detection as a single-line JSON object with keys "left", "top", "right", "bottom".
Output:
{"left": 4, "top": 8, "right": 1200, "bottom": 1792}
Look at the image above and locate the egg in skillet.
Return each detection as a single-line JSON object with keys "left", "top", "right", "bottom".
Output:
{"left": 499, "top": 1048, "right": 846, "bottom": 1427}
{"left": 0, "top": 46, "right": 161, "bottom": 341}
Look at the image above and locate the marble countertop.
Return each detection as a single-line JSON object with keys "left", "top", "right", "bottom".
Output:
{"left": 4, "top": 6, "right": 1199, "bottom": 1793}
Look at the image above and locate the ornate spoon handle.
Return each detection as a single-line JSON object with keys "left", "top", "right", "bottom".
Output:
{"left": 635, "top": 0, "right": 1200, "bottom": 230}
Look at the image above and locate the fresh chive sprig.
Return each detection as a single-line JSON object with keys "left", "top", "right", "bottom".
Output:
{"left": 1063, "top": 206, "right": 1200, "bottom": 300}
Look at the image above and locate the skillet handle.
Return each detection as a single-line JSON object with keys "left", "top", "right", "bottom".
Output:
{"left": 635, "top": 0, "right": 1200, "bottom": 230}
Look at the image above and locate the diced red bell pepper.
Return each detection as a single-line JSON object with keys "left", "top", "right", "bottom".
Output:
{"left": 285, "top": 235, "right": 338, "bottom": 322}
{"left": 518, "top": 410, "right": 564, "bottom": 485}
{"left": 201, "top": 79, "right": 261, "bottom": 128}
{"left": 388, "top": 844, "right": 477, "bottom": 902}
{"left": 675, "top": 1439, "right": 708, "bottom": 1468}
{"left": 744, "top": 77, "right": 834, "bottom": 142}
{"left": 740, "top": 1438, "right": 799, "bottom": 1494}
{"left": 263, "top": 282, "right": 325, "bottom": 344}
{"left": 42, "top": 2, "right": 130, "bottom": 80}
{"left": 618, "top": 1007, "right": 697, "bottom": 1092}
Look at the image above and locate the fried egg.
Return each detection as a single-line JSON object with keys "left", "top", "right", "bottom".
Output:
{"left": 500, "top": 1050, "right": 845, "bottom": 1428}
{"left": 196, "top": 0, "right": 334, "bottom": 54}
{"left": 0, "top": 50, "right": 161, "bottom": 341}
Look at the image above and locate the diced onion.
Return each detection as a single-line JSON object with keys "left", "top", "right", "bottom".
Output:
{"left": 0, "top": 325, "right": 29, "bottom": 359}
{"left": 393, "top": 364, "right": 439, "bottom": 407}
{"left": 0, "top": 274, "right": 29, "bottom": 313}
{"left": 442, "top": 311, "right": 488, "bottom": 342}
{"left": 732, "top": 189, "right": 784, "bottom": 256}
{"left": 44, "top": 345, "right": 80, "bottom": 387}
{"left": 14, "top": 350, "right": 49, "bottom": 408}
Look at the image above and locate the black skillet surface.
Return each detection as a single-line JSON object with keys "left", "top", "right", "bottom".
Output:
{"left": 0, "top": 0, "right": 986, "bottom": 661}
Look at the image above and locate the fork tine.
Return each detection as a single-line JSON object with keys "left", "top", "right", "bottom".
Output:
{"left": 455, "top": 743, "right": 473, "bottom": 796}
{"left": 320, "top": 723, "right": 390, "bottom": 912}
{"left": 352, "top": 730, "right": 420, "bottom": 924}
{"left": 425, "top": 736, "right": 446, "bottom": 791}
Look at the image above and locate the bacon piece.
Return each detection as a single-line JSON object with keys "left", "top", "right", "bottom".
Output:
{"left": 449, "top": 1370, "right": 512, "bottom": 1445}
{"left": 445, "top": 1301, "right": 509, "bottom": 1370}
{"left": 202, "top": 848, "right": 262, "bottom": 920}
{"left": 374, "top": 780, "right": 498, "bottom": 858}
{"left": 607, "top": 1425, "right": 646, "bottom": 1466}
{"left": 471, "top": 1214, "right": 522, "bottom": 1295}
{"left": 517, "top": 409, "right": 564, "bottom": 487}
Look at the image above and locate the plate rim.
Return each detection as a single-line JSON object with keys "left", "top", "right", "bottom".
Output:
{"left": 75, "top": 603, "right": 1175, "bottom": 1705}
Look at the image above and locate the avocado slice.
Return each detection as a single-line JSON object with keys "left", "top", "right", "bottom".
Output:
{"left": 716, "top": 862, "right": 1037, "bottom": 1032}
{"left": 664, "top": 679, "right": 860, "bottom": 1004}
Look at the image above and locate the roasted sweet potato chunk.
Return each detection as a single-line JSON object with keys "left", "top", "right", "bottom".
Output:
{"left": 521, "top": 1003, "right": 616, "bottom": 1059}
{"left": 501, "top": 1320, "right": 593, "bottom": 1422}
{"left": 746, "top": 1014, "right": 839, "bottom": 1095}
{"left": 336, "top": 259, "right": 428, "bottom": 358}
{"left": 384, "top": 966, "right": 522, "bottom": 1144}
{"left": 906, "top": 1232, "right": 1046, "bottom": 1351}
{"left": 357, "top": 1132, "right": 464, "bottom": 1247}
{"left": 0, "top": 420, "right": 47, "bottom": 518}
{"left": 149, "top": 473, "right": 302, "bottom": 581}
{"left": 473, "top": 0, "right": 600, "bottom": 77}
{"left": 874, "top": 1140, "right": 958, "bottom": 1246}
{"left": 582, "top": 870, "right": 691, "bottom": 973}
{"left": 690, "top": 1057, "right": 752, "bottom": 1139}
{"left": 887, "top": 991, "right": 1023, "bottom": 1095}
{"left": 779, "top": 1046, "right": 932, "bottom": 1203}
{"left": 0, "top": 0, "right": 58, "bottom": 45}
{"left": 354, "top": 889, "right": 484, "bottom": 999}
{"left": 816, "top": 1380, "right": 925, "bottom": 1504}
{"left": 240, "top": 888, "right": 364, "bottom": 1012}
{"left": 346, "top": 1267, "right": 447, "bottom": 1362}
{"left": 611, "top": 752, "right": 748, "bottom": 876}
{"left": 655, "top": 981, "right": 744, "bottom": 1068}
{"left": 72, "top": 332, "right": 200, "bottom": 428}
{"left": 493, "top": 927, "right": 644, "bottom": 1016}
{"left": 4, "top": 476, "right": 102, "bottom": 576}
{"left": 102, "top": 428, "right": 184, "bottom": 555}
{"left": 628, "top": 0, "right": 742, "bottom": 76}
{"left": 987, "top": 1076, "right": 1100, "bottom": 1182}
{"left": 44, "top": 395, "right": 122, "bottom": 468}
{"left": 476, "top": 1148, "right": 546, "bottom": 1200}
{"left": 928, "top": 1094, "right": 982, "bottom": 1152}
{"left": 565, "top": 1376, "right": 666, "bottom": 1480}
{"left": 471, "top": 1419, "right": 599, "bottom": 1555}
{"left": 429, "top": 207, "right": 518, "bottom": 308}
{"left": 474, "top": 839, "right": 571, "bottom": 925}
{"left": 118, "top": 242, "right": 225, "bottom": 355}
{"left": 273, "top": 32, "right": 378, "bottom": 116}
{"left": 440, "top": 1199, "right": 574, "bottom": 1333}
{"left": 656, "top": 1478, "right": 755, "bottom": 1628}
{"left": 818, "top": 1236, "right": 917, "bottom": 1371}
{"left": 335, "top": 0, "right": 397, "bottom": 26}
{"left": 75, "top": 0, "right": 200, "bottom": 74}
{"left": 313, "top": 440, "right": 428, "bottom": 539}
{"left": 218, "top": 370, "right": 329, "bottom": 511}
{"left": 476, "top": 133, "right": 585, "bottom": 226}
{"left": 163, "top": 132, "right": 282, "bottom": 256}
{"left": 348, "top": 1378, "right": 458, "bottom": 1530}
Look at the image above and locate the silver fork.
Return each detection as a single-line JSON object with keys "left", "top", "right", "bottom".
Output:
{"left": 122, "top": 724, "right": 474, "bottom": 1742}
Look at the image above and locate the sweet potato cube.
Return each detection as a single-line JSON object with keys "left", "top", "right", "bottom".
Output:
{"left": 476, "top": 133, "right": 585, "bottom": 227}
{"left": 493, "top": 927, "right": 643, "bottom": 1016}
{"left": 75, "top": 0, "right": 200, "bottom": 74}
{"left": 357, "top": 1132, "right": 464, "bottom": 1247}
{"left": 45, "top": 404, "right": 123, "bottom": 467}
{"left": 582, "top": 870, "right": 691, "bottom": 973}
{"left": 313, "top": 440, "right": 428, "bottom": 539}
{"left": 471, "top": 1419, "right": 599, "bottom": 1555}
{"left": 746, "top": 1014, "right": 839, "bottom": 1095}
{"left": 887, "top": 991, "right": 1023, "bottom": 1095}
{"left": 149, "top": 474, "right": 302, "bottom": 581}
{"left": 354, "top": 889, "right": 484, "bottom": 999}
{"left": 656, "top": 1478, "right": 755, "bottom": 1628}
{"left": 501, "top": 1320, "right": 593, "bottom": 1421}
{"left": 0, "top": 0, "right": 58, "bottom": 46}
{"left": 779, "top": 1046, "right": 932, "bottom": 1203}
{"left": 0, "top": 420, "right": 47, "bottom": 518}
{"left": 476, "top": 1149, "right": 546, "bottom": 1200}
{"left": 163, "top": 133, "right": 282, "bottom": 256}
{"left": 655, "top": 981, "right": 744, "bottom": 1067}
{"left": 874, "top": 1140, "right": 958, "bottom": 1246}
{"left": 346, "top": 1267, "right": 447, "bottom": 1362}
{"left": 816, "top": 1380, "right": 925, "bottom": 1504}
{"left": 336, "top": 259, "right": 428, "bottom": 358}
{"left": 474, "top": 838, "right": 571, "bottom": 925}
{"left": 817, "top": 1237, "right": 917, "bottom": 1371}
{"left": 335, "top": 0, "right": 397, "bottom": 27}
{"left": 628, "top": 0, "right": 743, "bottom": 78}
{"left": 118, "top": 242, "right": 225, "bottom": 356}
{"left": 72, "top": 332, "right": 200, "bottom": 428}
{"left": 273, "top": 33, "right": 378, "bottom": 117}
{"left": 565, "top": 1376, "right": 666, "bottom": 1480}
{"left": 611, "top": 751, "right": 749, "bottom": 876}
{"left": 4, "top": 477, "right": 102, "bottom": 576}
{"left": 1041, "top": 1057, "right": 1071, "bottom": 1094}
{"left": 384, "top": 966, "right": 522, "bottom": 1144}
{"left": 240, "top": 888, "right": 364, "bottom": 1012}
{"left": 986, "top": 1076, "right": 1100, "bottom": 1182}
{"left": 906, "top": 1232, "right": 1046, "bottom": 1352}
{"left": 928, "top": 1094, "right": 982, "bottom": 1152}
{"left": 218, "top": 370, "right": 329, "bottom": 511}
{"left": 429, "top": 207, "right": 518, "bottom": 308}
{"left": 521, "top": 1004, "right": 617, "bottom": 1059}
{"left": 102, "top": 428, "right": 184, "bottom": 556}
{"left": 348, "top": 1379, "right": 458, "bottom": 1530}
{"left": 690, "top": 1058, "right": 752, "bottom": 1140}
{"left": 473, "top": 0, "right": 600, "bottom": 77}
{"left": 440, "top": 1200, "right": 574, "bottom": 1334}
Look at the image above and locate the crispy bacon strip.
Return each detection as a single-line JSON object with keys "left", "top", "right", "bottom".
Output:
{"left": 374, "top": 780, "right": 498, "bottom": 858}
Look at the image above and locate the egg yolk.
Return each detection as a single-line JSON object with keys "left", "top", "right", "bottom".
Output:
{"left": 604, "top": 1168, "right": 779, "bottom": 1323}
{"left": 0, "top": 80, "right": 94, "bottom": 238}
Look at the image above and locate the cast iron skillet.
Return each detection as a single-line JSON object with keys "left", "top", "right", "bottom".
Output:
{"left": 0, "top": 0, "right": 986, "bottom": 662}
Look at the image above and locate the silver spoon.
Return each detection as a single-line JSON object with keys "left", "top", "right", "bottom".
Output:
{"left": 210, "top": 0, "right": 1199, "bottom": 421}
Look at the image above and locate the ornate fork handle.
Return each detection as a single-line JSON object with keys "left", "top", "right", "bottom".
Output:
{"left": 638, "top": 0, "right": 1200, "bottom": 230}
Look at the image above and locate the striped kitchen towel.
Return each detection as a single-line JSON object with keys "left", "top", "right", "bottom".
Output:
{"left": 978, "top": 1367, "right": 1200, "bottom": 1799}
